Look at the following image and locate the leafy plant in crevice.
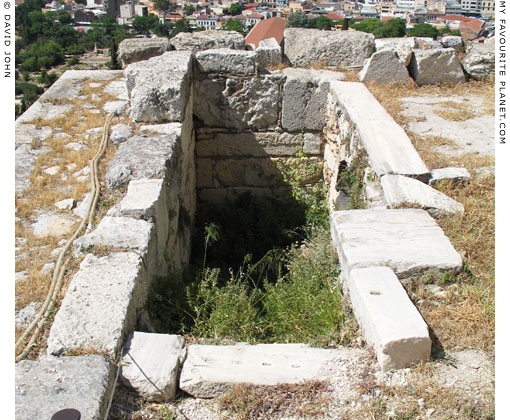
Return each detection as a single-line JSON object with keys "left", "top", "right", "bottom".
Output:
{"left": 336, "top": 150, "right": 369, "bottom": 209}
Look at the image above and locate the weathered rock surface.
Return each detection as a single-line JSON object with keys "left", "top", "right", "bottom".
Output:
{"left": 440, "top": 35, "right": 463, "bottom": 50}
{"left": 15, "top": 302, "right": 40, "bottom": 329}
{"left": 409, "top": 48, "right": 466, "bottom": 86}
{"left": 255, "top": 37, "right": 281, "bottom": 68}
{"left": 170, "top": 30, "right": 244, "bottom": 52}
{"left": 282, "top": 68, "right": 344, "bottom": 132}
{"left": 125, "top": 51, "right": 193, "bottom": 123}
{"left": 429, "top": 167, "right": 471, "bottom": 186}
{"left": 47, "top": 252, "right": 148, "bottom": 356}
{"left": 196, "top": 131, "right": 320, "bottom": 157}
{"left": 110, "top": 123, "right": 132, "bottom": 144}
{"left": 358, "top": 50, "right": 409, "bottom": 84}
{"left": 103, "top": 100, "right": 128, "bottom": 115}
{"left": 283, "top": 28, "right": 374, "bottom": 68}
{"left": 15, "top": 123, "right": 52, "bottom": 149}
{"left": 381, "top": 174, "right": 464, "bottom": 217}
{"left": 16, "top": 355, "right": 113, "bottom": 420}
{"left": 106, "top": 131, "right": 180, "bottom": 189}
{"left": 180, "top": 343, "right": 360, "bottom": 398}
{"left": 32, "top": 213, "right": 76, "bottom": 237}
{"left": 195, "top": 49, "right": 256, "bottom": 76}
{"left": 346, "top": 266, "right": 431, "bottom": 370}
{"left": 118, "top": 37, "right": 171, "bottom": 67}
{"left": 73, "top": 193, "right": 91, "bottom": 219}
{"left": 120, "top": 332, "right": 186, "bottom": 401}
{"left": 73, "top": 216, "right": 155, "bottom": 258}
{"left": 462, "top": 38, "right": 495, "bottom": 80}
{"left": 193, "top": 76, "right": 280, "bottom": 130}
{"left": 415, "top": 37, "right": 442, "bottom": 49}
{"left": 55, "top": 198, "right": 75, "bottom": 211}
{"left": 375, "top": 37, "right": 416, "bottom": 66}
{"left": 329, "top": 81, "right": 429, "bottom": 180}
{"left": 330, "top": 208, "right": 463, "bottom": 279}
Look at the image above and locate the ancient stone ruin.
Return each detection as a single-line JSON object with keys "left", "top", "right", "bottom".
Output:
{"left": 14, "top": 29, "right": 491, "bottom": 419}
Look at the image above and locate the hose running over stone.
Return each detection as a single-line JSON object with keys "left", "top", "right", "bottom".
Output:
{"left": 15, "top": 113, "right": 115, "bottom": 362}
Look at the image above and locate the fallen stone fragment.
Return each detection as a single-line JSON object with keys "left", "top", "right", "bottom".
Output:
{"left": 16, "top": 355, "right": 113, "bottom": 420}
{"left": 32, "top": 213, "right": 76, "bottom": 237}
{"left": 15, "top": 302, "right": 40, "bottom": 329}
{"left": 120, "top": 332, "right": 186, "bottom": 401}
{"left": 65, "top": 141, "right": 88, "bottom": 152}
{"left": 43, "top": 166, "right": 60, "bottom": 176}
{"left": 440, "top": 36, "right": 463, "bottom": 51}
{"left": 358, "top": 50, "right": 409, "bottom": 84}
{"left": 330, "top": 208, "right": 463, "bottom": 280}
{"left": 381, "top": 174, "right": 464, "bottom": 217}
{"left": 255, "top": 37, "right": 281, "bottom": 68}
{"left": 55, "top": 198, "right": 76, "bottom": 211}
{"left": 462, "top": 38, "right": 495, "bottom": 80}
{"left": 429, "top": 167, "right": 471, "bottom": 186}
{"left": 180, "top": 343, "right": 363, "bottom": 398}
{"left": 73, "top": 193, "right": 92, "bottom": 220}
{"left": 375, "top": 37, "right": 416, "bottom": 66}
{"left": 103, "top": 100, "right": 127, "bottom": 115}
{"left": 40, "top": 262, "right": 55, "bottom": 276}
{"left": 110, "top": 124, "right": 132, "bottom": 144}
{"left": 346, "top": 266, "right": 431, "bottom": 370}
{"left": 409, "top": 48, "right": 465, "bottom": 86}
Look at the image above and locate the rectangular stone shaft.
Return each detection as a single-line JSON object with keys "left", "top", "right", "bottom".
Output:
{"left": 346, "top": 266, "right": 431, "bottom": 370}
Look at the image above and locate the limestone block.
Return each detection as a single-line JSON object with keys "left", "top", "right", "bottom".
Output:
{"left": 346, "top": 266, "right": 431, "bottom": 370}
{"left": 125, "top": 51, "right": 193, "bottom": 123}
{"left": 303, "top": 133, "right": 322, "bottom": 155}
{"left": 31, "top": 213, "right": 76, "bottom": 238}
{"left": 440, "top": 36, "right": 464, "bottom": 50}
{"left": 429, "top": 167, "right": 471, "bottom": 186}
{"left": 16, "top": 355, "right": 113, "bottom": 420}
{"left": 120, "top": 332, "right": 186, "bottom": 401}
{"left": 47, "top": 252, "right": 148, "bottom": 356}
{"left": 415, "top": 37, "right": 442, "bottom": 49}
{"left": 73, "top": 216, "right": 155, "bottom": 261}
{"left": 330, "top": 208, "right": 463, "bottom": 279}
{"left": 381, "top": 174, "right": 464, "bottom": 217}
{"left": 106, "top": 131, "right": 180, "bottom": 189}
{"left": 55, "top": 198, "right": 75, "bottom": 211}
{"left": 170, "top": 30, "right": 245, "bottom": 52}
{"left": 409, "top": 48, "right": 465, "bottom": 86}
{"left": 195, "top": 49, "right": 256, "bottom": 76}
{"left": 214, "top": 158, "right": 285, "bottom": 187}
{"left": 359, "top": 50, "right": 409, "bottom": 84}
{"left": 282, "top": 68, "right": 344, "bottom": 132}
{"left": 329, "top": 81, "right": 429, "bottom": 180}
{"left": 118, "top": 37, "right": 171, "bottom": 67}
{"left": 180, "top": 343, "right": 356, "bottom": 398}
{"left": 196, "top": 158, "right": 215, "bottom": 188}
{"left": 196, "top": 132, "right": 303, "bottom": 157}
{"left": 462, "top": 38, "right": 495, "bottom": 80}
{"left": 73, "top": 193, "right": 92, "bottom": 219}
{"left": 255, "top": 37, "right": 281, "bottom": 68}
{"left": 283, "top": 28, "right": 374, "bottom": 68}
{"left": 103, "top": 100, "right": 128, "bottom": 115}
{"left": 120, "top": 179, "right": 168, "bottom": 274}
{"left": 110, "top": 123, "right": 132, "bottom": 144}
{"left": 193, "top": 76, "right": 280, "bottom": 130}
{"left": 375, "top": 37, "right": 416, "bottom": 66}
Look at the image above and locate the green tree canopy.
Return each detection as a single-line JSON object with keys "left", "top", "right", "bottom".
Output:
{"left": 228, "top": 3, "right": 242, "bottom": 16}
{"left": 221, "top": 18, "right": 244, "bottom": 33}
{"left": 183, "top": 4, "right": 195, "bottom": 15}
{"left": 153, "top": 0, "right": 170, "bottom": 11}
{"left": 132, "top": 14, "right": 160, "bottom": 35}
{"left": 286, "top": 11, "right": 313, "bottom": 28}
{"left": 407, "top": 23, "right": 439, "bottom": 39}
{"left": 56, "top": 10, "right": 72, "bottom": 25}
{"left": 313, "top": 16, "right": 333, "bottom": 30}
{"left": 170, "top": 18, "right": 192, "bottom": 37}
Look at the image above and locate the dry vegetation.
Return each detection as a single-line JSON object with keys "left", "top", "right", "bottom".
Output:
{"left": 15, "top": 77, "right": 128, "bottom": 360}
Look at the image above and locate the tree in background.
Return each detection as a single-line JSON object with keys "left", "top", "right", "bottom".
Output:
{"left": 132, "top": 14, "right": 160, "bottom": 36}
{"left": 170, "top": 18, "right": 192, "bottom": 37}
{"left": 286, "top": 11, "right": 314, "bottom": 28}
{"left": 56, "top": 10, "right": 72, "bottom": 25}
{"left": 314, "top": 16, "right": 333, "bottom": 30}
{"left": 221, "top": 18, "right": 244, "bottom": 33}
{"left": 153, "top": 0, "right": 170, "bottom": 11}
{"left": 341, "top": 18, "right": 348, "bottom": 31}
{"left": 375, "top": 18, "right": 406, "bottom": 38}
{"left": 229, "top": 3, "right": 242, "bottom": 16}
{"left": 183, "top": 4, "right": 195, "bottom": 16}
{"left": 108, "top": 37, "right": 121, "bottom": 69}
{"left": 407, "top": 23, "right": 439, "bottom": 39}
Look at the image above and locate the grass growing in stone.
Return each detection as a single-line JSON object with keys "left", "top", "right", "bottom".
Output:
{"left": 147, "top": 187, "right": 351, "bottom": 347}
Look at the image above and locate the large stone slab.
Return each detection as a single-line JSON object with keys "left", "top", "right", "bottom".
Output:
{"left": 193, "top": 75, "right": 280, "bottom": 130}
{"left": 381, "top": 174, "right": 464, "bottom": 218}
{"left": 125, "top": 51, "right": 193, "bottom": 123}
{"left": 282, "top": 68, "right": 344, "bottom": 132}
{"left": 195, "top": 49, "right": 256, "bottom": 76}
{"left": 462, "top": 38, "right": 495, "bottom": 80}
{"left": 170, "top": 30, "right": 245, "bottom": 52}
{"left": 120, "top": 179, "right": 169, "bottom": 275}
{"left": 330, "top": 208, "right": 463, "bottom": 279}
{"left": 375, "top": 37, "right": 416, "bottom": 66}
{"left": 106, "top": 131, "right": 180, "bottom": 189}
{"left": 180, "top": 343, "right": 357, "bottom": 398}
{"left": 409, "top": 48, "right": 466, "bottom": 86}
{"left": 118, "top": 37, "right": 171, "bottom": 67}
{"left": 346, "top": 266, "right": 431, "bottom": 370}
{"left": 358, "top": 50, "right": 409, "bottom": 84}
{"left": 47, "top": 252, "right": 148, "bottom": 356}
{"left": 120, "top": 332, "right": 186, "bottom": 401}
{"left": 73, "top": 216, "right": 155, "bottom": 259}
{"left": 283, "top": 28, "right": 374, "bottom": 68}
{"left": 16, "top": 355, "right": 113, "bottom": 420}
{"left": 329, "top": 81, "right": 429, "bottom": 181}
{"left": 429, "top": 167, "right": 471, "bottom": 186}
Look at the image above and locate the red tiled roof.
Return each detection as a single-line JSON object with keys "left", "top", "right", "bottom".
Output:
{"left": 442, "top": 14, "right": 472, "bottom": 22}
{"left": 326, "top": 11, "right": 344, "bottom": 20}
{"left": 381, "top": 16, "right": 394, "bottom": 22}
{"left": 243, "top": 3, "right": 258, "bottom": 7}
{"left": 248, "top": 13, "right": 264, "bottom": 18}
{"left": 245, "top": 16, "right": 286, "bottom": 48}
